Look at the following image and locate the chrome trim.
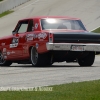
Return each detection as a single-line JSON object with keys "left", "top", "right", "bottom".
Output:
{"left": 46, "top": 43, "right": 100, "bottom": 51}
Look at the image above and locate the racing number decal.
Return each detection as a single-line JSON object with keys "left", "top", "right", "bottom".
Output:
{"left": 12, "top": 38, "right": 19, "bottom": 44}
{"left": 10, "top": 38, "right": 19, "bottom": 48}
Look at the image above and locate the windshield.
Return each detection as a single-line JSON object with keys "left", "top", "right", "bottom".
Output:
{"left": 41, "top": 19, "right": 86, "bottom": 31}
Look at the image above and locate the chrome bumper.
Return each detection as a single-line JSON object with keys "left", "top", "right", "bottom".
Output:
{"left": 46, "top": 43, "right": 100, "bottom": 51}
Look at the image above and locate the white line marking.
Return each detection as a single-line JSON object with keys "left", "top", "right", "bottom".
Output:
{"left": 90, "top": 26, "right": 100, "bottom": 32}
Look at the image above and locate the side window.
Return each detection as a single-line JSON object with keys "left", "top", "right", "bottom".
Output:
{"left": 27, "top": 20, "right": 34, "bottom": 32}
{"left": 73, "top": 21, "right": 81, "bottom": 30}
{"left": 17, "top": 20, "right": 29, "bottom": 33}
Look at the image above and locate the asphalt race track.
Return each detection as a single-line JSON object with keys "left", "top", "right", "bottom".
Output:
{"left": 0, "top": 56, "right": 100, "bottom": 87}
{"left": 0, "top": 0, "right": 100, "bottom": 87}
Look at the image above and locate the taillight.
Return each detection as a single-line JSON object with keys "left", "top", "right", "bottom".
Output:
{"left": 49, "top": 33, "right": 53, "bottom": 43}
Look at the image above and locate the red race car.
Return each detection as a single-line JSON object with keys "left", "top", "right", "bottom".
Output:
{"left": 0, "top": 16, "right": 100, "bottom": 66}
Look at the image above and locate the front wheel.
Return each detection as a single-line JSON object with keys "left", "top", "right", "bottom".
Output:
{"left": 77, "top": 52, "right": 95, "bottom": 66}
{"left": 0, "top": 52, "right": 12, "bottom": 66}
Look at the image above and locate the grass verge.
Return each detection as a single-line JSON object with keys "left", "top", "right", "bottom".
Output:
{"left": 0, "top": 11, "right": 14, "bottom": 18}
{"left": 92, "top": 27, "right": 100, "bottom": 33}
{"left": 0, "top": 80, "right": 100, "bottom": 100}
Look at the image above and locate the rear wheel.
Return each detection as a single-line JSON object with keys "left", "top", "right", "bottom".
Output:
{"left": 30, "top": 47, "right": 53, "bottom": 67}
{"left": 0, "top": 52, "right": 12, "bottom": 66}
{"left": 78, "top": 52, "right": 95, "bottom": 66}
{"left": 30, "top": 47, "right": 45, "bottom": 67}
{"left": 31, "top": 47, "right": 38, "bottom": 66}
{"left": 45, "top": 53, "right": 53, "bottom": 66}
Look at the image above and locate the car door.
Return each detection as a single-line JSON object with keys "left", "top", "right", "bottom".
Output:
{"left": 8, "top": 20, "right": 29, "bottom": 59}
{"left": 21, "top": 19, "right": 34, "bottom": 57}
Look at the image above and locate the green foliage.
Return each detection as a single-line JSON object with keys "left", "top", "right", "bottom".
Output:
{"left": 0, "top": 80, "right": 100, "bottom": 100}
{"left": 0, "top": 0, "right": 3, "bottom": 2}
{"left": 0, "top": 11, "right": 14, "bottom": 18}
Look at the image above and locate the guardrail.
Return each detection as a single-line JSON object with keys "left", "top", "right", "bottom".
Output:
{"left": 0, "top": 0, "right": 30, "bottom": 14}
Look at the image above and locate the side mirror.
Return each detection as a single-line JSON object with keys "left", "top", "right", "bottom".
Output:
{"left": 12, "top": 31, "right": 17, "bottom": 35}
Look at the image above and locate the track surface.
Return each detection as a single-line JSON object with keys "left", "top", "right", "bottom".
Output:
{"left": 0, "top": 0, "right": 100, "bottom": 87}
{"left": 0, "top": 56, "right": 100, "bottom": 87}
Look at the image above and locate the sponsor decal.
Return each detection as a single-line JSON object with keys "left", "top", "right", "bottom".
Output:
{"left": 4, "top": 56, "right": 7, "bottom": 59}
{"left": 23, "top": 46, "right": 28, "bottom": 49}
{"left": 1, "top": 43, "right": 5, "bottom": 46}
{"left": 26, "top": 34, "right": 34, "bottom": 41}
{"left": 10, "top": 38, "right": 19, "bottom": 48}
{"left": 36, "top": 43, "right": 39, "bottom": 49}
{"left": 11, "top": 51, "right": 15, "bottom": 54}
{"left": 27, "top": 37, "right": 33, "bottom": 41}
{"left": 12, "top": 38, "right": 19, "bottom": 44}
{"left": 35, "top": 23, "right": 38, "bottom": 29}
{"left": 32, "top": 27, "right": 34, "bottom": 31}
{"left": 26, "top": 33, "right": 47, "bottom": 41}
{"left": 3, "top": 48, "right": 6, "bottom": 52}
{"left": 37, "top": 33, "right": 47, "bottom": 40}
{"left": 7, "top": 52, "right": 10, "bottom": 55}
{"left": 27, "top": 34, "right": 34, "bottom": 37}
{"left": 10, "top": 43, "right": 18, "bottom": 48}
{"left": 3, "top": 52, "right": 6, "bottom": 55}
{"left": 7, "top": 51, "right": 15, "bottom": 55}
{"left": 23, "top": 46, "right": 28, "bottom": 53}
{"left": 3, "top": 48, "right": 7, "bottom": 56}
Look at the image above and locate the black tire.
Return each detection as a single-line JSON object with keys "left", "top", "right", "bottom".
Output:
{"left": 31, "top": 47, "right": 53, "bottom": 67}
{"left": 44, "top": 53, "right": 53, "bottom": 66}
{"left": 0, "top": 52, "right": 12, "bottom": 66}
{"left": 78, "top": 52, "right": 95, "bottom": 66}
{"left": 30, "top": 47, "right": 45, "bottom": 67}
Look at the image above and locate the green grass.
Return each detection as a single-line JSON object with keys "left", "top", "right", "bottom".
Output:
{"left": 0, "top": 11, "right": 14, "bottom": 18}
{"left": 0, "top": 80, "right": 100, "bottom": 100}
{"left": 0, "top": 0, "right": 3, "bottom": 2}
{"left": 92, "top": 27, "right": 100, "bottom": 33}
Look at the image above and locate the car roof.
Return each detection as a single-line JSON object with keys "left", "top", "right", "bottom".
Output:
{"left": 19, "top": 16, "right": 80, "bottom": 21}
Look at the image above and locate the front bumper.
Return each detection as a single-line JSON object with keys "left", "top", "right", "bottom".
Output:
{"left": 46, "top": 43, "right": 100, "bottom": 51}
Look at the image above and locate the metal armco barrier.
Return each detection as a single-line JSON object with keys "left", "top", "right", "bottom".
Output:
{"left": 0, "top": 0, "right": 30, "bottom": 13}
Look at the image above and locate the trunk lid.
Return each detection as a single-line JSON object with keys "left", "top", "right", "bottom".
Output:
{"left": 53, "top": 32, "right": 100, "bottom": 43}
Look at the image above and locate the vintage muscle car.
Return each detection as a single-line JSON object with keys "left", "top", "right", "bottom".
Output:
{"left": 0, "top": 16, "right": 100, "bottom": 67}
